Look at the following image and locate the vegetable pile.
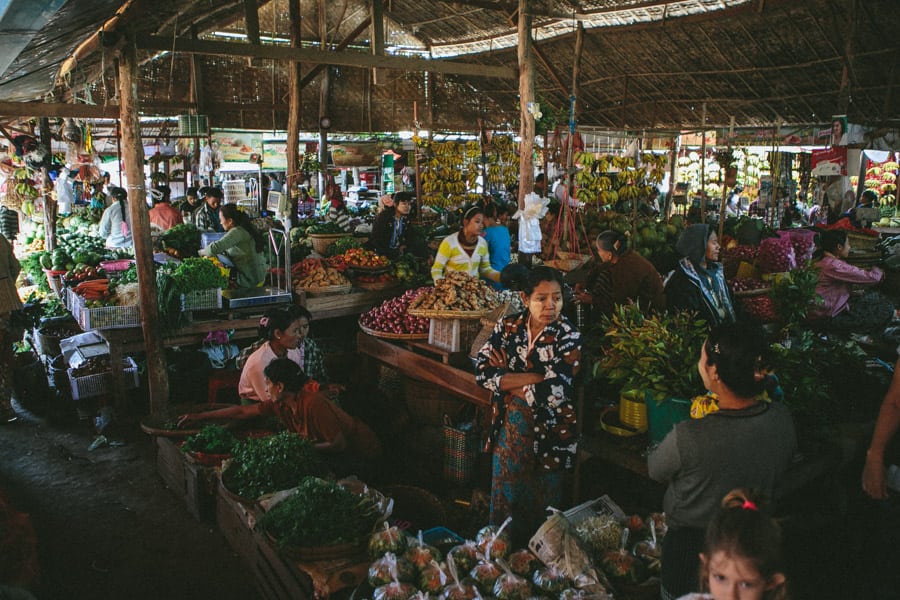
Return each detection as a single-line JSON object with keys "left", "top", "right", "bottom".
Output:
{"left": 756, "top": 235, "right": 796, "bottom": 273}
{"left": 223, "top": 432, "right": 323, "bottom": 499}
{"left": 408, "top": 272, "right": 501, "bottom": 312}
{"left": 259, "top": 476, "right": 381, "bottom": 549}
{"left": 159, "top": 223, "right": 202, "bottom": 258}
{"left": 181, "top": 425, "right": 237, "bottom": 455}
{"left": 359, "top": 288, "right": 430, "bottom": 335}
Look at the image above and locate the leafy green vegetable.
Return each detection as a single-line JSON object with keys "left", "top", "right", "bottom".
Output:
{"left": 325, "top": 236, "right": 365, "bottom": 257}
{"left": 259, "top": 476, "right": 381, "bottom": 548}
{"left": 181, "top": 425, "right": 237, "bottom": 454}
{"left": 159, "top": 223, "right": 202, "bottom": 257}
{"left": 223, "top": 432, "right": 323, "bottom": 499}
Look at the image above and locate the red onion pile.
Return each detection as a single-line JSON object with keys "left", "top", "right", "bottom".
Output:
{"left": 359, "top": 287, "right": 431, "bottom": 335}
{"left": 740, "top": 295, "right": 778, "bottom": 323}
{"left": 757, "top": 236, "right": 796, "bottom": 273}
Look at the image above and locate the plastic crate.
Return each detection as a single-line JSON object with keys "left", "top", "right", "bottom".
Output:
{"left": 181, "top": 288, "right": 223, "bottom": 311}
{"left": 71, "top": 293, "right": 141, "bottom": 331}
{"left": 201, "top": 232, "right": 226, "bottom": 249}
{"left": 428, "top": 318, "right": 483, "bottom": 353}
{"left": 68, "top": 356, "right": 139, "bottom": 400}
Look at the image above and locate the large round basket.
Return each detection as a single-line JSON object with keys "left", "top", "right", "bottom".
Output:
{"left": 407, "top": 307, "right": 495, "bottom": 319}
{"left": 308, "top": 233, "right": 349, "bottom": 255}
{"left": 140, "top": 404, "right": 238, "bottom": 437}
{"left": 269, "top": 533, "right": 367, "bottom": 561}
{"left": 358, "top": 321, "right": 428, "bottom": 341}
{"left": 296, "top": 283, "right": 353, "bottom": 296}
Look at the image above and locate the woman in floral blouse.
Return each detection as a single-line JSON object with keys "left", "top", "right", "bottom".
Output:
{"left": 475, "top": 265, "right": 582, "bottom": 545}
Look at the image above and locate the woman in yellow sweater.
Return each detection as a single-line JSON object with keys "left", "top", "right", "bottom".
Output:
{"left": 430, "top": 204, "right": 501, "bottom": 284}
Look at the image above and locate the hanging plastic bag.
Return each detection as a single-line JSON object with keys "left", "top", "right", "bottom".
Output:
{"left": 514, "top": 192, "right": 549, "bottom": 254}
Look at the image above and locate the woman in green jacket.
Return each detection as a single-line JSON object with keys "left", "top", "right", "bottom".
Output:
{"left": 200, "top": 203, "right": 267, "bottom": 289}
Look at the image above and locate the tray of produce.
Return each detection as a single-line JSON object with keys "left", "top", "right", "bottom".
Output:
{"left": 180, "top": 425, "right": 238, "bottom": 467}
{"left": 292, "top": 258, "right": 352, "bottom": 295}
{"left": 407, "top": 271, "right": 502, "bottom": 318}
{"left": 140, "top": 404, "right": 239, "bottom": 437}
{"left": 220, "top": 432, "right": 325, "bottom": 503}
{"left": 358, "top": 288, "right": 431, "bottom": 338}
{"left": 258, "top": 476, "right": 386, "bottom": 561}
{"left": 340, "top": 248, "right": 391, "bottom": 275}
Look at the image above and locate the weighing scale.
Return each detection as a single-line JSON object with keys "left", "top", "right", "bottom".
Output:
{"left": 222, "top": 286, "right": 292, "bottom": 309}
{"left": 222, "top": 225, "right": 293, "bottom": 309}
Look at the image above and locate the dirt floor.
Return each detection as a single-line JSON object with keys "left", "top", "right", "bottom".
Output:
{"left": 0, "top": 399, "right": 258, "bottom": 600}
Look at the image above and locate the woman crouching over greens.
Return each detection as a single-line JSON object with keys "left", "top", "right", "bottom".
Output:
{"left": 179, "top": 358, "right": 380, "bottom": 476}
{"left": 474, "top": 265, "right": 582, "bottom": 547}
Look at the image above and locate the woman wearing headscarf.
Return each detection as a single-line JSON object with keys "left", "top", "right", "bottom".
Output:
{"left": 665, "top": 223, "right": 735, "bottom": 326}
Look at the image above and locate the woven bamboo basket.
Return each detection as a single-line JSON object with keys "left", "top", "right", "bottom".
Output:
{"left": 308, "top": 233, "right": 349, "bottom": 255}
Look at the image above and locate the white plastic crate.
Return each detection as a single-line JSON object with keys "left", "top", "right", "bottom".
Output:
{"left": 68, "top": 356, "right": 140, "bottom": 400}
{"left": 181, "top": 288, "right": 223, "bottom": 311}
{"left": 71, "top": 293, "right": 141, "bottom": 330}
{"left": 428, "top": 318, "right": 482, "bottom": 353}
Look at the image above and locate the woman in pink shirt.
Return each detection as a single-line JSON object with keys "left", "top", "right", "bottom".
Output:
{"left": 810, "top": 229, "right": 893, "bottom": 333}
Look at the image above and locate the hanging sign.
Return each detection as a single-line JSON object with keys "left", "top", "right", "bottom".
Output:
{"left": 211, "top": 131, "right": 263, "bottom": 163}
{"left": 811, "top": 146, "right": 848, "bottom": 176}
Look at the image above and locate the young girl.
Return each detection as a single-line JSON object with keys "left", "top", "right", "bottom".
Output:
{"left": 678, "top": 489, "right": 788, "bottom": 600}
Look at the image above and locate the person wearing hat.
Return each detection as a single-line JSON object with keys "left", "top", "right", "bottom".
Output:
{"left": 665, "top": 223, "right": 735, "bottom": 327}
{"left": 98, "top": 186, "right": 134, "bottom": 249}
{"left": 194, "top": 186, "right": 225, "bottom": 232}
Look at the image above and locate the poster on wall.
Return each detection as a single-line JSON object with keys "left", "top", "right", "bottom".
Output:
{"left": 262, "top": 142, "right": 288, "bottom": 170}
{"left": 211, "top": 131, "right": 263, "bottom": 162}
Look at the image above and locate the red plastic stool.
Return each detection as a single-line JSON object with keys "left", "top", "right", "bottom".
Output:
{"left": 207, "top": 368, "right": 242, "bottom": 404}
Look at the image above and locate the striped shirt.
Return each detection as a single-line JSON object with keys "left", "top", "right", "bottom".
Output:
{"left": 431, "top": 233, "right": 498, "bottom": 282}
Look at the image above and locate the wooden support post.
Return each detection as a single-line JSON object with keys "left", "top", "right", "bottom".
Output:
{"left": 317, "top": 0, "right": 330, "bottom": 196}
{"left": 561, "top": 23, "right": 584, "bottom": 250}
{"left": 38, "top": 118, "right": 57, "bottom": 252}
{"left": 517, "top": 0, "right": 535, "bottom": 213}
{"left": 242, "top": 0, "right": 261, "bottom": 47}
{"left": 119, "top": 38, "right": 169, "bottom": 417}
{"left": 665, "top": 135, "right": 679, "bottom": 219}
{"left": 286, "top": 0, "right": 302, "bottom": 197}
{"left": 369, "top": 0, "right": 386, "bottom": 85}
{"left": 700, "top": 102, "right": 707, "bottom": 223}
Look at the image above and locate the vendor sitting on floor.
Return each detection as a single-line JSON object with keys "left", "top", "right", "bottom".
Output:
{"left": 178, "top": 358, "right": 380, "bottom": 475}
{"left": 809, "top": 229, "right": 894, "bottom": 334}
{"left": 237, "top": 306, "right": 334, "bottom": 404}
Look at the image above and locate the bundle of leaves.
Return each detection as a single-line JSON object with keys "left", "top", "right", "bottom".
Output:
{"left": 223, "top": 432, "right": 323, "bottom": 499}
{"left": 156, "top": 258, "right": 229, "bottom": 328}
{"left": 769, "top": 331, "right": 887, "bottom": 438}
{"left": 768, "top": 263, "right": 823, "bottom": 333}
{"left": 159, "top": 223, "right": 202, "bottom": 257}
{"left": 595, "top": 304, "right": 708, "bottom": 402}
{"left": 181, "top": 425, "right": 237, "bottom": 455}
{"left": 325, "top": 236, "right": 365, "bottom": 257}
{"left": 259, "top": 476, "right": 381, "bottom": 549}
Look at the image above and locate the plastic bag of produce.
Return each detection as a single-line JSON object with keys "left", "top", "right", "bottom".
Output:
{"left": 528, "top": 512, "right": 613, "bottom": 594}
{"left": 757, "top": 235, "right": 796, "bottom": 273}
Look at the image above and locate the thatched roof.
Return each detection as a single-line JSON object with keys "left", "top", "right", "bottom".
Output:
{"left": 2, "top": 0, "right": 899, "bottom": 133}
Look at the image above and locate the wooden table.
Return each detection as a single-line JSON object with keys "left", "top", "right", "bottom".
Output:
{"left": 356, "top": 331, "right": 491, "bottom": 407}
{"left": 95, "top": 287, "right": 400, "bottom": 410}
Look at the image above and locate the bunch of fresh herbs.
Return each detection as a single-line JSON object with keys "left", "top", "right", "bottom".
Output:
{"left": 224, "top": 432, "right": 323, "bottom": 499}
{"left": 181, "top": 425, "right": 237, "bottom": 455}
{"left": 259, "top": 476, "right": 381, "bottom": 549}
